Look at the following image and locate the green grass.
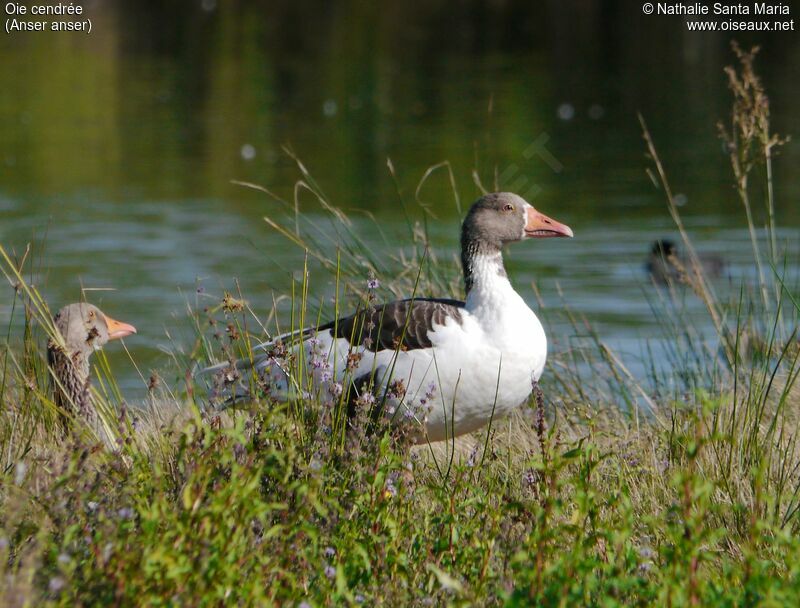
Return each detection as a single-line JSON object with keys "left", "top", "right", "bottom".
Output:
{"left": 1, "top": 44, "right": 799, "bottom": 606}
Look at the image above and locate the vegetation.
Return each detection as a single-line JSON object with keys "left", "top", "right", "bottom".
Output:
{"left": 1, "top": 46, "right": 798, "bottom": 606}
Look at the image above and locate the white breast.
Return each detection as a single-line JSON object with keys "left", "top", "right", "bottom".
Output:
{"left": 413, "top": 270, "right": 545, "bottom": 440}
{"left": 251, "top": 255, "right": 547, "bottom": 443}
{"left": 357, "top": 257, "right": 546, "bottom": 441}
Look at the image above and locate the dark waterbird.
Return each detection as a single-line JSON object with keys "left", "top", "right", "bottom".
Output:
{"left": 646, "top": 239, "right": 726, "bottom": 285}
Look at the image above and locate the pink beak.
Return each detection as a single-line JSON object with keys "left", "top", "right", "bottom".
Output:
{"left": 524, "top": 206, "right": 574, "bottom": 238}
{"left": 102, "top": 314, "right": 137, "bottom": 340}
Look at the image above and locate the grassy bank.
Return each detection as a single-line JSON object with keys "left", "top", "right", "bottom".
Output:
{"left": 1, "top": 45, "right": 799, "bottom": 606}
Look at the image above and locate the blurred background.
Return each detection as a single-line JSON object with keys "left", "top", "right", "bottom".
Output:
{"left": 1, "top": 0, "right": 798, "bottom": 394}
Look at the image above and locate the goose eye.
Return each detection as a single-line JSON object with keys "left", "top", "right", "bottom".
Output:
{"left": 503, "top": 203, "right": 514, "bottom": 212}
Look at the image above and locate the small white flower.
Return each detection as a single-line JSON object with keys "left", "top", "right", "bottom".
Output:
{"left": 14, "top": 461, "right": 26, "bottom": 485}
{"left": 356, "top": 392, "right": 376, "bottom": 408}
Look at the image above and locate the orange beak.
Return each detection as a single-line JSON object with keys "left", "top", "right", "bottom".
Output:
{"left": 103, "top": 314, "right": 137, "bottom": 340}
{"left": 524, "top": 206, "right": 574, "bottom": 239}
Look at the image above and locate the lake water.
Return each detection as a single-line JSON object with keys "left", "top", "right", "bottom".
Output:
{"left": 1, "top": 2, "right": 799, "bottom": 398}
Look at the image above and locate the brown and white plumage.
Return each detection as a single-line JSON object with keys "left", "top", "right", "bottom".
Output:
{"left": 202, "top": 193, "right": 573, "bottom": 442}
{"left": 47, "top": 303, "right": 136, "bottom": 437}
{"left": 320, "top": 298, "right": 466, "bottom": 351}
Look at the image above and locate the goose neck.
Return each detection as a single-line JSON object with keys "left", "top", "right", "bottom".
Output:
{"left": 462, "top": 240, "right": 514, "bottom": 304}
{"left": 48, "top": 342, "right": 93, "bottom": 423}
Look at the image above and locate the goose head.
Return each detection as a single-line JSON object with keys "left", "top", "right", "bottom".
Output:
{"left": 460, "top": 193, "right": 573, "bottom": 294}
{"left": 53, "top": 303, "right": 137, "bottom": 357}
{"left": 461, "top": 192, "right": 573, "bottom": 251}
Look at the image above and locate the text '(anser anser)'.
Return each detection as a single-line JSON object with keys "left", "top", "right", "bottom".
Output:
{"left": 203, "top": 193, "right": 573, "bottom": 442}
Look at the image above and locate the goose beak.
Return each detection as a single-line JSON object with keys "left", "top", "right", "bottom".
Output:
{"left": 524, "top": 206, "right": 573, "bottom": 239}
{"left": 103, "top": 314, "right": 137, "bottom": 340}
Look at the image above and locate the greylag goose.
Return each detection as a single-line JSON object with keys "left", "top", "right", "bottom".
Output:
{"left": 48, "top": 303, "right": 136, "bottom": 436}
{"left": 203, "top": 193, "right": 573, "bottom": 442}
{"left": 646, "top": 239, "right": 726, "bottom": 285}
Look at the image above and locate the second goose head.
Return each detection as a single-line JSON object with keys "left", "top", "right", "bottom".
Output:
{"left": 48, "top": 303, "right": 136, "bottom": 436}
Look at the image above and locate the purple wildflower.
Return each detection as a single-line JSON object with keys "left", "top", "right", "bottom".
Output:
{"left": 425, "top": 382, "right": 437, "bottom": 400}
{"left": 419, "top": 382, "right": 437, "bottom": 408}
{"left": 356, "top": 392, "right": 376, "bottom": 408}
{"left": 117, "top": 507, "right": 134, "bottom": 520}
{"left": 466, "top": 444, "right": 479, "bottom": 467}
{"left": 49, "top": 576, "right": 66, "bottom": 593}
{"left": 522, "top": 469, "right": 539, "bottom": 488}
{"left": 324, "top": 564, "right": 336, "bottom": 579}
{"left": 385, "top": 473, "right": 398, "bottom": 497}
{"left": 367, "top": 278, "right": 380, "bottom": 290}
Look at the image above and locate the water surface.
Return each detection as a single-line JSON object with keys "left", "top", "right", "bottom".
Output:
{"left": 1, "top": 2, "right": 798, "bottom": 397}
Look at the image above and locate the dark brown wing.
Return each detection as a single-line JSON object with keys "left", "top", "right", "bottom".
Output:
{"left": 319, "top": 298, "right": 465, "bottom": 352}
